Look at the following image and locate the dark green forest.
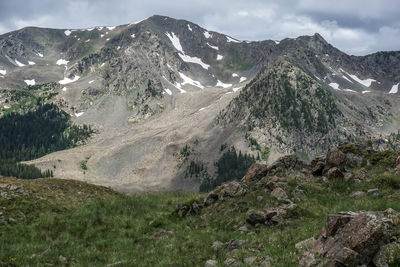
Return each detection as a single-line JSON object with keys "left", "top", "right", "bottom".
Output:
{"left": 200, "top": 146, "right": 255, "bottom": 192}
{"left": 0, "top": 104, "right": 94, "bottom": 179}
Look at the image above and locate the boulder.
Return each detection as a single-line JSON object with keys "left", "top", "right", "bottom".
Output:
{"left": 223, "top": 258, "right": 241, "bottom": 266}
{"left": 327, "top": 167, "right": 344, "bottom": 180}
{"left": 211, "top": 240, "right": 224, "bottom": 251}
{"left": 299, "top": 209, "right": 400, "bottom": 266}
{"left": 246, "top": 209, "right": 267, "bottom": 225}
{"left": 204, "top": 192, "right": 219, "bottom": 206}
{"left": 270, "top": 187, "right": 288, "bottom": 200}
{"left": 220, "top": 181, "right": 246, "bottom": 198}
{"left": 326, "top": 149, "right": 346, "bottom": 168}
{"left": 355, "top": 168, "right": 370, "bottom": 182}
{"left": 223, "top": 239, "right": 246, "bottom": 250}
{"left": 373, "top": 242, "right": 400, "bottom": 266}
{"left": 242, "top": 163, "right": 268, "bottom": 181}
{"left": 295, "top": 237, "right": 317, "bottom": 252}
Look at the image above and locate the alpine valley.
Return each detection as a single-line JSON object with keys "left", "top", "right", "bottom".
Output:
{"left": 0, "top": 15, "right": 399, "bottom": 193}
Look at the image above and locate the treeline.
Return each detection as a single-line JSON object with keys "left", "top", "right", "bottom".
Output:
{"left": 200, "top": 146, "right": 255, "bottom": 192}
{"left": 0, "top": 103, "right": 94, "bottom": 179}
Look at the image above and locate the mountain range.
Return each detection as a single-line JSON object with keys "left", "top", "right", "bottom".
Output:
{"left": 0, "top": 15, "right": 399, "bottom": 193}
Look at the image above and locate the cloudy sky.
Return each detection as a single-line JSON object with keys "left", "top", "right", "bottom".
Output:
{"left": 0, "top": 0, "right": 399, "bottom": 55}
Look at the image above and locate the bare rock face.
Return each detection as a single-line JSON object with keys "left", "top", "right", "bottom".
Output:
{"left": 299, "top": 209, "right": 400, "bottom": 266}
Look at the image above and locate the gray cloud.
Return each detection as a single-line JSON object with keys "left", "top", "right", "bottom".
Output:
{"left": 0, "top": 0, "right": 399, "bottom": 55}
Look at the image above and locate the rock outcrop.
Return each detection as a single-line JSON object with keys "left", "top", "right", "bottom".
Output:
{"left": 299, "top": 209, "right": 400, "bottom": 266}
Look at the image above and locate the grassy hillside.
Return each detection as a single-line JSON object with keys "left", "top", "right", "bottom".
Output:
{"left": 1, "top": 147, "right": 400, "bottom": 266}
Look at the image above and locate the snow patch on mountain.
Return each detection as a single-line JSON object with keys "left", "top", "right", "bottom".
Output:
{"left": 178, "top": 72, "right": 204, "bottom": 89}
{"left": 15, "top": 59, "right": 26, "bottom": 67}
{"left": 362, "top": 90, "right": 371, "bottom": 94}
{"left": 131, "top": 34, "right": 135, "bottom": 38}
{"left": 64, "top": 30, "right": 72, "bottom": 36}
{"left": 232, "top": 87, "right": 242, "bottom": 92}
{"left": 24, "top": 79, "right": 35, "bottom": 86}
{"left": 226, "top": 36, "right": 240, "bottom": 43}
{"left": 28, "top": 61, "right": 36, "bottom": 65}
{"left": 164, "top": 89, "right": 172, "bottom": 95}
{"left": 106, "top": 26, "right": 116, "bottom": 31}
{"left": 165, "top": 32, "right": 184, "bottom": 53}
{"left": 62, "top": 87, "right": 67, "bottom": 92}
{"left": 88, "top": 80, "right": 95, "bottom": 84}
{"left": 59, "top": 76, "right": 80, "bottom": 85}
{"left": 179, "top": 54, "right": 210, "bottom": 70}
{"left": 36, "top": 52, "right": 43, "bottom": 57}
{"left": 207, "top": 43, "right": 219, "bottom": 50}
{"left": 187, "top": 24, "right": 193, "bottom": 31}
{"left": 347, "top": 73, "right": 376, "bottom": 87}
{"left": 56, "top": 59, "right": 69, "bottom": 65}
{"left": 342, "top": 75, "right": 353, "bottom": 83}
{"left": 389, "top": 83, "right": 399, "bottom": 94}
{"left": 232, "top": 73, "right": 239, "bottom": 77}
{"left": 75, "top": 112, "right": 84, "bottom": 117}
{"left": 217, "top": 55, "right": 223, "bottom": 61}
{"left": 204, "top": 31, "right": 212, "bottom": 39}
{"left": 239, "top": 77, "right": 247, "bottom": 83}
{"left": 329, "top": 83, "right": 340, "bottom": 90}
{"left": 0, "top": 70, "right": 6, "bottom": 75}
{"left": 216, "top": 80, "right": 232, "bottom": 88}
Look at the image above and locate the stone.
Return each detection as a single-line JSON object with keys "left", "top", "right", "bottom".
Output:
{"left": 327, "top": 167, "right": 344, "bottom": 180}
{"left": 238, "top": 225, "right": 248, "bottom": 232}
{"left": 311, "top": 161, "right": 325, "bottom": 176}
{"left": 258, "top": 256, "right": 272, "bottom": 267}
{"left": 326, "top": 149, "right": 346, "bottom": 168}
{"left": 293, "top": 187, "right": 307, "bottom": 201}
{"left": 205, "top": 259, "right": 218, "bottom": 267}
{"left": 373, "top": 242, "right": 400, "bottom": 266}
{"left": 223, "top": 239, "right": 245, "bottom": 250}
{"left": 246, "top": 209, "right": 267, "bottom": 225}
{"left": 242, "top": 163, "right": 268, "bottom": 181}
{"left": 349, "top": 191, "right": 366, "bottom": 198}
{"left": 343, "top": 172, "right": 352, "bottom": 181}
{"left": 211, "top": 240, "right": 224, "bottom": 251}
{"left": 223, "top": 258, "right": 241, "bottom": 266}
{"left": 355, "top": 168, "right": 370, "bottom": 182}
{"left": 299, "top": 210, "right": 400, "bottom": 266}
{"left": 270, "top": 187, "right": 287, "bottom": 200}
{"left": 295, "top": 237, "right": 317, "bottom": 252}
{"left": 368, "top": 188, "right": 380, "bottom": 197}
{"left": 244, "top": 256, "right": 257, "bottom": 264}
{"left": 256, "top": 196, "right": 263, "bottom": 202}
{"left": 220, "top": 181, "right": 246, "bottom": 198}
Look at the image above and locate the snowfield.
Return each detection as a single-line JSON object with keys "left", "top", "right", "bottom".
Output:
{"left": 15, "top": 59, "right": 26, "bottom": 67}
{"left": 178, "top": 72, "right": 204, "bottom": 89}
{"left": 216, "top": 80, "right": 232, "bottom": 88}
{"left": 178, "top": 54, "right": 210, "bottom": 70}
{"left": 24, "top": 79, "right": 36, "bottom": 86}
{"left": 64, "top": 30, "right": 72, "bottom": 36}
{"left": 0, "top": 70, "right": 6, "bottom": 75}
{"left": 165, "top": 32, "right": 184, "bottom": 53}
{"left": 216, "top": 55, "right": 223, "bottom": 60}
{"left": 347, "top": 73, "right": 376, "bottom": 87}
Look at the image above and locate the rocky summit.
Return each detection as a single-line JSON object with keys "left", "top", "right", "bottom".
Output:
{"left": 0, "top": 15, "right": 399, "bottom": 193}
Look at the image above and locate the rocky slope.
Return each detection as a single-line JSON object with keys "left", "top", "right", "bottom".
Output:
{"left": 0, "top": 15, "right": 399, "bottom": 192}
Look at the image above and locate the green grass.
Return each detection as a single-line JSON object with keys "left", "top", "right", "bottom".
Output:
{"left": 1, "top": 168, "right": 400, "bottom": 266}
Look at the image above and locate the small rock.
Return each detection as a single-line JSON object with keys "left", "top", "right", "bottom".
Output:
{"left": 238, "top": 225, "right": 248, "bottom": 232}
{"left": 59, "top": 255, "right": 67, "bottom": 262}
{"left": 244, "top": 256, "right": 257, "bottom": 264}
{"left": 205, "top": 259, "right": 218, "bottom": 267}
{"left": 356, "top": 168, "right": 370, "bottom": 182}
{"left": 368, "top": 188, "right": 380, "bottom": 197}
{"left": 270, "top": 187, "right": 288, "bottom": 200}
{"left": 106, "top": 261, "right": 126, "bottom": 267}
{"left": 224, "top": 239, "right": 245, "bottom": 250}
{"left": 8, "top": 184, "right": 19, "bottom": 191}
{"left": 343, "top": 172, "right": 352, "bottom": 181}
{"left": 312, "top": 161, "right": 325, "bottom": 176}
{"left": 257, "top": 196, "right": 263, "bottom": 202}
{"left": 295, "top": 237, "right": 317, "bottom": 251}
{"left": 349, "top": 191, "right": 366, "bottom": 198}
{"left": 211, "top": 240, "right": 224, "bottom": 251}
{"left": 0, "top": 183, "right": 9, "bottom": 189}
{"left": 224, "top": 258, "right": 241, "bottom": 266}
{"left": 204, "top": 192, "right": 219, "bottom": 206}
{"left": 258, "top": 256, "right": 272, "bottom": 267}
{"left": 327, "top": 167, "right": 344, "bottom": 180}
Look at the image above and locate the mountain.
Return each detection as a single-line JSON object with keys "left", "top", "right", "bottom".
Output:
{"left": 0, "top": 15, "right": 399, "bottom": 192}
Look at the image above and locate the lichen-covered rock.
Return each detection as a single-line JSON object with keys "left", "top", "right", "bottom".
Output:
{"left": 299, "top": 209, "right": 400, "bottom": 266}
{"left": 270, "top": 187, "right": 288, "bottom": 200}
